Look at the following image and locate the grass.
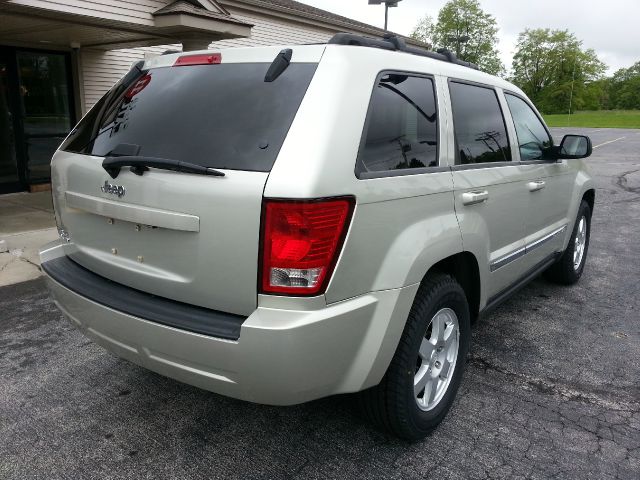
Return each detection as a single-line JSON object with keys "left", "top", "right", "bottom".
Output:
{"left": 542, "top": 110, "right": 640, "bottom": 129}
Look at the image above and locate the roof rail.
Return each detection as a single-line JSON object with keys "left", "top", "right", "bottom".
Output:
{"left": 328, "top": 33, "right": 479, "bottom": 70}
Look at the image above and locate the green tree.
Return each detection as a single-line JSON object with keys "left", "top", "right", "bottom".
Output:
{"left": 608, "top": 62, "right": 640, "bottom": 109}
{"left": 511, "top": 29, "right": 606, "bottom": 114}
{"left": 411, "top": 0, "right": 504, "bottom": 76}
{"left": 411, "top": 15, "right": 435, "bottom": 47}
{"left": 581, "top": 78, "right": 610, "bottom": 111}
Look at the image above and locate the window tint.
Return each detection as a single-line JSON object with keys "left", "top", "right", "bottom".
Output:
{"left": 60, "top": 63, "right": 317, "bottom": 172}
{"left": 356, "top": 74, "right": 438, "bottom": 176}
{"left": 505, "top": 94, "right": 553, "bottom": 160}
{"left": 449, "top": 82, "right": 511, "bottom": 164}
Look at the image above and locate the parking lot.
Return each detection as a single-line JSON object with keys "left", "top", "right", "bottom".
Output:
{"left": 1, "top": 127, "right": 639, "bottom": 479}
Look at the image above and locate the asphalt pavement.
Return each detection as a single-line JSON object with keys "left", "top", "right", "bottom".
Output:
{"left": 1, "top": 128, "right": 639, "bottom": 479}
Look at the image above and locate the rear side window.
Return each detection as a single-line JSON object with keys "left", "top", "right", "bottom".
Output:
{"left": 449, "top": 81, "right": 511, "bottom": 165}
{"left": 356, "top": 73, "right": 438, "bottom": 177}
{"left": 505, "top": 94, "right": 553, "bottom": 161}
{"left": 60, "top": 62, "right": 317, "bottom": 172}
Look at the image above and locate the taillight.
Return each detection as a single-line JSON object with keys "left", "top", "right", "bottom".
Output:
{"left": 260, "top": 197, "right": 355, "bottom": 296}
{"left": 173, "top": 53, "right": 222, "bottom": 67}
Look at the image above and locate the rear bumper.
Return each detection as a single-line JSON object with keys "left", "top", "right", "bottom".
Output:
{"left": 40, "top": 240, "right": 417, "bottom": 405}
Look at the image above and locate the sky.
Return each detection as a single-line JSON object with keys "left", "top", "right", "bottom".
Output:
{"left": 296, "top": 0, "right": 640, "bottom": 75}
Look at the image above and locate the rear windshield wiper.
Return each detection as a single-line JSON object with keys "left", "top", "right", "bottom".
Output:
{"left": 102, "top": 156, "right": 225, "bottom": 179}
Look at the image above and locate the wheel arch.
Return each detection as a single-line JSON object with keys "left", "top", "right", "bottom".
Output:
{"left": 582, "top": 188, "right": 595, "bottom": 214}
{"left": 422, "top": 251, "right": 481, "bottom": 324}
{"left": 561, "top": 167, "right": 595, "bottom": 252}
{"left": 356, "top": 251, "right": 482, "bottom": 393}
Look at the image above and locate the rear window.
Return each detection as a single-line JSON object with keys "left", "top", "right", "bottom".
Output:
{"left": 60, "top": 62, "right": 318, "bottom": 172}
{"left": 356, "top": 73, "right": 438, "bottom": 177}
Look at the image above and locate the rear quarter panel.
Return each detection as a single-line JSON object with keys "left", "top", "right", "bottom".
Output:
{"left": 265, "top": 47, "right": 468, "bottom": 304}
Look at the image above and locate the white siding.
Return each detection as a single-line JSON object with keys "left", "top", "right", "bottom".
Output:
{"left": 82, "top": 45, "right": 173, "bottom": 110}
{"left": 9, "top": 0, "right": 168, "bottom": 26}
{"left": 213, "top": 9, "right": 335, "bottom": 48}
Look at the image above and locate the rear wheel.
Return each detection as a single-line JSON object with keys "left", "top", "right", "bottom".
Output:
{"left": 359, "top": 273, "right": 470, "bottom": 441}
{"left": 545, "top": 200, "right": 591, "bottom": 285}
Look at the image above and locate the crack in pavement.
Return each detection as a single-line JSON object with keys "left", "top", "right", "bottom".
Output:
{"left": 17, "top": 256, "right": 41, "bottom": 271}
{"left": 468, "top": 355, "right": 640, "bottom": 413}
{"left": 613, "top": 196, "right": 640, "bottom": 204}
{"left": 0, "top": 255, "right": 16, "bottom": 272}
{"left": 615, "top": 169, "right": 640, "bottom": 194}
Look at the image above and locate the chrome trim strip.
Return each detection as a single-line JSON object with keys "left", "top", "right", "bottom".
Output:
{"left": 490, "top": 246, "right": 527, "bottom": 272}
{"left": 527, "top": 225, "right": 567, "bottom": 253}
{"left": 490, "top": 224, "right": 567, "bottom": 272}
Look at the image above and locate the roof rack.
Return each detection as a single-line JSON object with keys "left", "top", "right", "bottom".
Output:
{"left": 328, "top": 33, "right": 479, "bottom": 70}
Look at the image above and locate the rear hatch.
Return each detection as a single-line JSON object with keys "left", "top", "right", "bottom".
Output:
{"left": 52, "top": 47, "right": 322, "bottom": 316}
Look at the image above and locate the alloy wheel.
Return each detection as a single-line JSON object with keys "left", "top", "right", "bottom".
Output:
{"left": 414, "top": 308, "right": 460, "bottom": 411}
{"left": 573, "top": 216, "right": 587, "bottom": 270}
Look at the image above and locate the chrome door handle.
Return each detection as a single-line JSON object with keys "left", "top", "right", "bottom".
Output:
{"left": 462, "top": 190, "right": 489, "bottom": 205}
{"left": 527, "top": 180, "right": 546, "bottom": 192}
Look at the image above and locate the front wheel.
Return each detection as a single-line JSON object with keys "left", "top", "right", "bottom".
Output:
{"left": 358, "top": 273, "right": 470, "bottom": 441}
{"left": 545, "top": 200, "right": 591, "bottom": 285}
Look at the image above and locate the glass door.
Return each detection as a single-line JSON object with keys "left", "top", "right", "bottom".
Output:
{"left": 0, "top": 50, "right": 22, "bottom": 193}
{"left": 17, "top": 50, "right": 73, "bottom": 183}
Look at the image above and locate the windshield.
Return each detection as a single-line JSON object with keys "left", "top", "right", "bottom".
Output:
{"left": 60, "top": 62, "right": 318, "bottom": 172}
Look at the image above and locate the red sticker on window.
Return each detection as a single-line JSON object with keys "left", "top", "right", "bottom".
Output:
{"left": 124, "top": 74, "right": 151, "bottom": 100}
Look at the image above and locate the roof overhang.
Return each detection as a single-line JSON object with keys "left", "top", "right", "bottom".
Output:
{"left": 154, "top": 13, "right": 251, "bottom": 38}
{"left": 0, "top": 0, "right": 252, "bottom": 50}
{"left": 153, "top": 2, "right": 252, "bottom": 42}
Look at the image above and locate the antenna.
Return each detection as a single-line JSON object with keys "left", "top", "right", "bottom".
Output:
{"left": 368, "top": 0, "right": 404, "bottom": 31}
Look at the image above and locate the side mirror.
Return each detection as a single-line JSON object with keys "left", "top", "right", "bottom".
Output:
{"left": 557, "top": 135, "right": 592, "bottom": 159}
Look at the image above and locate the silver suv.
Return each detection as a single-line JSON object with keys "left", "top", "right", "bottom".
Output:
{"left": 40, "top": 34, "right": 594, "bottom": 440}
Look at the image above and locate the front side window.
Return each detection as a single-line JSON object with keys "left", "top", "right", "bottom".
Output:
{"left": 356, "top": 73, "right": 438, "bottom": 177}
{"left": 505, "top": 94, "right": 553, "bottom": 161}
{"left": 449, "top": 81, "right": 511, "bottom": 165}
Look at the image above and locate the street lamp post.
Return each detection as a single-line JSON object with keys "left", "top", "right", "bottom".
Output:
{"left": 368, "top": 0, "right": 404, "bottom": 31}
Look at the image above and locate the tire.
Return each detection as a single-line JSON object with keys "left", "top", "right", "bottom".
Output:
{"left": 358, "top": 273, "right": 471, "bottom": 441}
{"left": 544, "top": 200, "right": 591, "bottom": 285}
